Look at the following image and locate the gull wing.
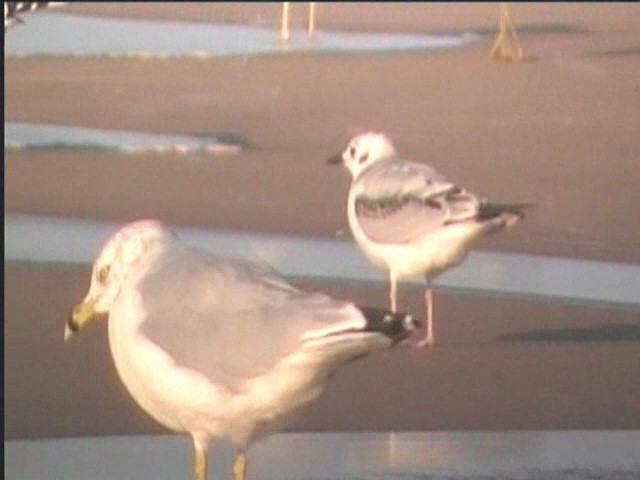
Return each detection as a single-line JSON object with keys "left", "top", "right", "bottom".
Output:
{"left": 133, "top": 245, "right": 368, "bottom": 392}
{"left": 354, "top": 159, "right": 481, "bottom": 244}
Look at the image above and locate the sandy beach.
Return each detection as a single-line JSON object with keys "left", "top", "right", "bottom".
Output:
{"left": 5, "top": 3, "right": 640, "bottom": 441}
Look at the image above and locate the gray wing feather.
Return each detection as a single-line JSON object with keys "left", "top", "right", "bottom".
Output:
{"left": 136, "top": 245, "right": 360, "bottom": 392}
{"left": 355, "top": 159, "right": 480, "bottom": 244}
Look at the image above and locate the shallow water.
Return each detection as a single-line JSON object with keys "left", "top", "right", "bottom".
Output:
{"left": 5, "top": 431, "right": 640, "bottom": 480}
{"left": 4, "top": 12, "right": 480, "bottom": 58}
{"left": 5, "top": 214, "right": 640, "bottom": 307}
{"left": 4, "top": 122, "right": 243, "bottom": 155}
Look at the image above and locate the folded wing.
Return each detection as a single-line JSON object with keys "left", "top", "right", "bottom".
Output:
{"left": 354, "top": 159, "right": 481, "bottom": 244}
{"left": 134, "top": 245, "right": 371, "bottom": 392}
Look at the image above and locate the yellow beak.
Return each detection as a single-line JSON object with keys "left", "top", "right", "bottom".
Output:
{"left": 65, "top": 299, "right": 107, "bottom": 342}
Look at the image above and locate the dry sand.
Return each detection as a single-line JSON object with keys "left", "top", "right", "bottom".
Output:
{"left": 4, "top": 3, "right": 640, "bottom": 439}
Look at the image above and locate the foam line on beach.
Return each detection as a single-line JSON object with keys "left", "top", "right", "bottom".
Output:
{"left": 5, "top": 214, "right": 640, "bottom": 307}
{"left": 5, "top": 12, "right": 480, "bottom": 58}
{"left": 4, "top": 122, "right": 242, "bottom": 155}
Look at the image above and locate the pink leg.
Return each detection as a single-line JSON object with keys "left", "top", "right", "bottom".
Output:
{"left": 416, "top": 280, "right": 435, "bottom": 347}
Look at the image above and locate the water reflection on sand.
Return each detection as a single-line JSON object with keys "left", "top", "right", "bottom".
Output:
{"left": 5, "top": 431, "right": 640, "bottom": 480}
{"left": 5, "top": 12, "right": 480, "bottom": 58}
{"left": 5, "top": 214, "right": 640, "bottom": 307}
{"left": 4, "top": 122, "right": 243, "bottom": 155}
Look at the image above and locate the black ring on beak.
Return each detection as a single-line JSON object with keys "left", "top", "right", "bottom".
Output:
{"left": 66, "top": 315, "right": 80, "bottom": 333}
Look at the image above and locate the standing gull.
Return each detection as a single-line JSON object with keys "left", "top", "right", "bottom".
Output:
{"left": 65, "top": 220, "right": 417, "bottom": 480}
{"left": 328, "top": 132, "right": 529, "bottom": 346}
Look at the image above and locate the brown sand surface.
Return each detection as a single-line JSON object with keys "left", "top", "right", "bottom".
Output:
{"left": 5, "top": 262, "right": 640, "bottom": 440}
{"left": 5, "top": 3, "right": 640, "bottom": 262}
{"left": 4, "top": 3, "right": 640, "bottom": 440}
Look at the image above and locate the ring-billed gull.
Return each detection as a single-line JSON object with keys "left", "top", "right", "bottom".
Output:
{"left": 65, "top": 220, "right": 418, "bottom": 480}
{"left": 328, "top": 131, "right": 530, "bottom": 347}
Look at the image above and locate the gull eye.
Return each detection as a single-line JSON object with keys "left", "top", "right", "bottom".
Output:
{"left": 349, "top": 146, "right": 356, "bottom": 158}
{"left": 359, "top": 152, "right": 369, "bottom": 164}
{"left": 97, "top": 265, "right": 110, "bottom": 285}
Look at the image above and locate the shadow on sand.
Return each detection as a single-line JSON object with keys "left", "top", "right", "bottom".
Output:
{"left": 585, "top": 47, "right": 640, "bottom": 58}
{"left": 497, "top": 323, "right": 640, "bottom": 343}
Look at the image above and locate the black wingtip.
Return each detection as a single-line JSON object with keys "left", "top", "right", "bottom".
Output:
{"left": 358, "top": 306, "right": 420, "bottom": 343}
{"left": 5, "top": 2, "right": 59, "bottom": 32}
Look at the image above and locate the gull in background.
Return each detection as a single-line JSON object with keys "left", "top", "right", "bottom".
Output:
{"left": 280, "top": 2, "right": 316, "bottom": 42}
{"left": 4, "top": 2, "right": 66, "bottom": 32}
{"left": 329, "top": 131, "right": 529, "bottom": 346}
{"left": 65, "top": 220, "right": 418, "bottom": 480}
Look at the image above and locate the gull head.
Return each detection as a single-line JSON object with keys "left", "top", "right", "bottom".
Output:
{"left": 327, "top": 131, "right": 397, "bottom": 179}
{"left": 65, "top": 220, "right": 176, "bottom": 341}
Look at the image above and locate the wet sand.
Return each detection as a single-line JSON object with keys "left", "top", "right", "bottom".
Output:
{"left": 6, "top": 262, "right": 640, "bottom": 440}
{"left": 4, "top": 3, "right": 640, "bottom": 440}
